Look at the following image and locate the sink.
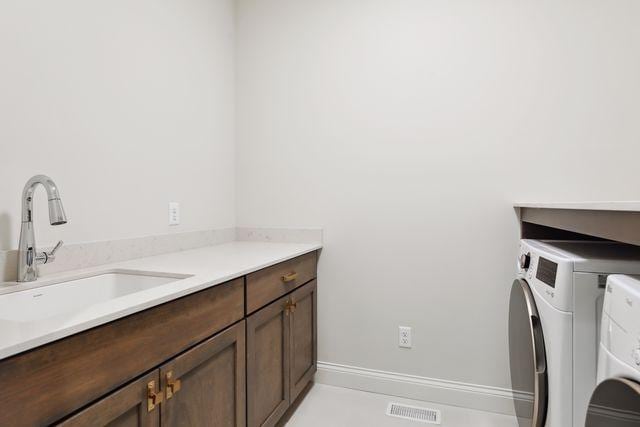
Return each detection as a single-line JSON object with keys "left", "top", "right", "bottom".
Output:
{"left": 0, "top": 270, "right": 191, "bottom": 323}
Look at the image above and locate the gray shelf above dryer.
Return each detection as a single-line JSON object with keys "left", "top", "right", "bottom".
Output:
{"left": 515, "top": 202, "right": 640, "bottom": 247}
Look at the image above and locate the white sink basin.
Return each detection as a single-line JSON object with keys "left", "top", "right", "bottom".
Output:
{"left": 0, "top": 270, "right": 191, "bottom": 323}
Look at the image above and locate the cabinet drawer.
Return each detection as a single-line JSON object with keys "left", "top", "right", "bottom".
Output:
{"left": 0, "top": 278, "right": 244, "bottom": 427}
{"left": 246, "top": 251, "right": 317, "bottom": 314}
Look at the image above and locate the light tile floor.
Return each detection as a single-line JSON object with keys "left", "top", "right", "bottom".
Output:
{"left": 285, "top": 384, "right": 519, "bottom": 427}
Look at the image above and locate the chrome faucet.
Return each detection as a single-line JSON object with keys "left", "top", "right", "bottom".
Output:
{"left": 17, "top": 175, "right": 67, "bottom": 282}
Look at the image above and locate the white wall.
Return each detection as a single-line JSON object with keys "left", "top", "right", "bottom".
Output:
{"left": 3, "top": 0, "right": 640, "bottom": 395}
{"left": 0, "top": 0, "right": 236, "bottom": 250}
{"left": 236, "top": 0, "right": 640, "bottom": 389}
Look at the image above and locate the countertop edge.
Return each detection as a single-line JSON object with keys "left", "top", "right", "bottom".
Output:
{"left": 514, "top": 201, "right": 640, "bottom": 212}
{"left": 0, "top": 242, "right": 322, "bottom": 360}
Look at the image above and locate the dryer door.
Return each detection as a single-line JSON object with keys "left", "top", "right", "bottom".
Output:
{"left": 509, "top": 279, "right": 548, "bottom": 427}
{"left": 585, "top": 378, "right": 640, "bottom": 426}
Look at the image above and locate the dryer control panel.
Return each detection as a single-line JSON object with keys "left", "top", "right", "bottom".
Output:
{"left": 602, "top": 275, "right": 640, "bottom": 370}
{"left": 518, "top": 240, "right": 574, "bottom": 311}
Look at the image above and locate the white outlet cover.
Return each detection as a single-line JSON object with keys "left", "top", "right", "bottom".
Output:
{"left": 399, "top": 326, "right": 412, "bottom": 348}
{"left": 168, "top": 202, "right": 180, "bottom": 226}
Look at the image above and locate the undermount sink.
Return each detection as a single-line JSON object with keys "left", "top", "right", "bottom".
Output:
{"left": 0, "top": 270, "right": 192, "bottom": 323}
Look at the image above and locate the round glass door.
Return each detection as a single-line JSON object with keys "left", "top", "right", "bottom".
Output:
{"left": 586, "top": 378, "right": 640, "bottom": 426}
{"left": 509, "top": 279, "right": 548, "bottom": 427}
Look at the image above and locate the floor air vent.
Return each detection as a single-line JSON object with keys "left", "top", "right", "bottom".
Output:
{"left": 386, "top": 403, "right": 442, "bottom": 424}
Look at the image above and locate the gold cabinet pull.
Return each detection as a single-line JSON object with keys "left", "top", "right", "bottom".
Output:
{"left": 282, "top": 272, "right": 298, "bottom": 282}
{"left": 165, "top": 371, "right": 182, "bottom": 400}
{"left": 284, "top": 299, "right": 297, "bottom": 315}
{"left": 147, "top": 381, "right": 164, "bottom": 412}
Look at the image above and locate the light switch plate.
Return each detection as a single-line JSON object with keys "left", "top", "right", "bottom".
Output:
{"left": 168, "top": 202, "right": 180, "bottom": 225}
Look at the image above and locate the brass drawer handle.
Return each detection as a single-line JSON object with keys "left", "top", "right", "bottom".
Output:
{"left": 282, "top": 272, "right": 298, "bottom": 283}
{"left": 147, "top": 381, "right": 164, "bottom": 412}
{"left": 166, "top": 371, "right": 182, "bottom": 400}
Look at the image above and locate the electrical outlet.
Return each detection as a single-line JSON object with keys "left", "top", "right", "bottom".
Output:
{"left": 399, "top": 326, "right": 412, "bottom": 348}
{"left": 168, "top": 202, "right": 180, "bottom": 225}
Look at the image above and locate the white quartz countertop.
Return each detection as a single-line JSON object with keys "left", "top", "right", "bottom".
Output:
{"left": 0, "top": 241, "right": 321, "bottom": 360}
{"left": 515, "top": 201, "right": 640, "bottom": 212}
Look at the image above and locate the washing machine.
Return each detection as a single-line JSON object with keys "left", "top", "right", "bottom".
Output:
{"left": 585, "top": 274, "right": 640, "bottom": 427}
{"left": 509, "top": 240, "right": 640, "bottom": 427}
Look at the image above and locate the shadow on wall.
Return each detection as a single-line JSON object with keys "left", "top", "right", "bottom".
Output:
{"left": 0, "top": 212, "right": 18, "bottom": 282}
{"left": 0, "top": 212, "right": 11, "bottom": 251}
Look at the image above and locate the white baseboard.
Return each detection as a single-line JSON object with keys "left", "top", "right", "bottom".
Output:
{"left": 316, "top": 362, "right": 528, "bottom": 416}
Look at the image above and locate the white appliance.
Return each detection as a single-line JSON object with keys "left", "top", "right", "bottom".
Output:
{"left": 585, "top": 274, "right": 640, "bottom": 427}
{"left": 509, "top": 240, "right": 640, "bottom": 427}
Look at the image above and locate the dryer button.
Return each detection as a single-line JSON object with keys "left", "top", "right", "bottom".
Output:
{"left": 632, "top": 349, "right": 640, "bottom": 366}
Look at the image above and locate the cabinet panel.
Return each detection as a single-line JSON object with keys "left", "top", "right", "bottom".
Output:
{"left": 0, "top": 278, "right": 244, "bottom": 427}
{"left": 246, "top": 251, "right": 317, "bottom": 314}
{"left": 247, "top": 296, "right": 291, "bottom": 427}
{"left": 289, "top": 280, "right": 318, "bottom": 403}
{"left": 56, "top": 371, "right": 160, "bottom": 427}
{"left": 160, "top": 321, "right": 246, "bottom": 427}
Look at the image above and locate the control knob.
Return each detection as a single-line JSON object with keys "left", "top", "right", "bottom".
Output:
{"left": 519, "top": 253, "right": 531, "bottom": 270}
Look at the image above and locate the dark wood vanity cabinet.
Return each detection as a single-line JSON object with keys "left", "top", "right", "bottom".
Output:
{"left": 247, "top": 280, "right": 318, "bottom": 427}
{"left": 58, "top": 322, "right": 246, "bottom": 427}
{"left": 159, "top": 321, "right": 246, "bottom": 427}
{"left": 0, "top": 250, "right": 318, "bottom": 427}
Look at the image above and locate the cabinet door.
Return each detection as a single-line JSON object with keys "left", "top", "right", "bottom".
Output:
{"left": 247, "top": 295, "right": 291, "bottom": 427}
{"left": 160, "top": 321, "right": 246, "bottom": 427}
{"left": 56, "top": 371, "right": 160, "bottom": 427}
{"left": 289, "top": 280, "right": 318, "bottom": 403}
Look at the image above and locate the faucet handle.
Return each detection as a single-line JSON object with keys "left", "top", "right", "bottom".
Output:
{"left": 43, "top": 240, "right": 64, "bottom": 263}
{"left": 50, "top": 240, "right": 64, "bottom": 256}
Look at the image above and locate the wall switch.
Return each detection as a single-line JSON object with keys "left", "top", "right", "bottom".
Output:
{"left": 168, "top": 202, "right": 180, "bottom": 225}
{"left": 399, "top": 326, "right": 412, "bottom": 348}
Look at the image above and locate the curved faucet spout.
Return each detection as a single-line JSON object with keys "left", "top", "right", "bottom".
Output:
{"left": 21, "top": 175, "right": 67, "bottom": 225}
